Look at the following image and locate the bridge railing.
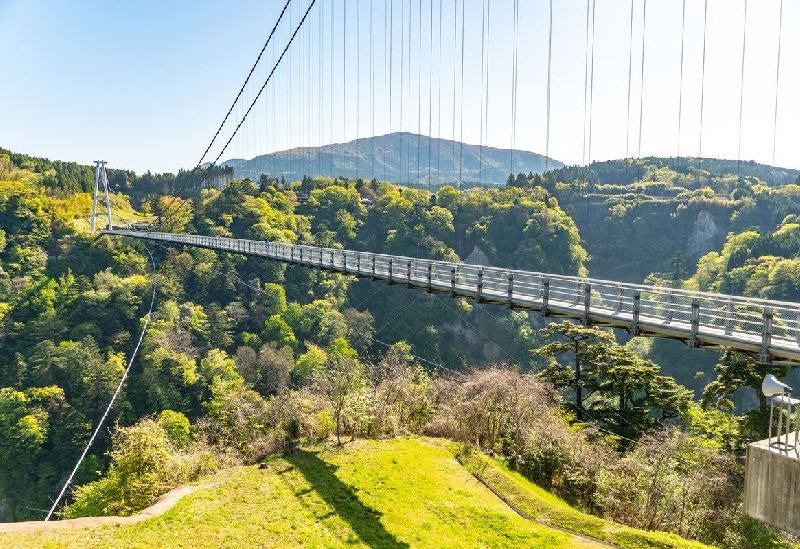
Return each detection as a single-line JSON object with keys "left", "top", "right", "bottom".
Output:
{"left": 103, "top": 230, "right": 800, "bottom": 363}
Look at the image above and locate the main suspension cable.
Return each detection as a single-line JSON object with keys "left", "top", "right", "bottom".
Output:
{"left": 212, "top": 0, "right": 318, "bottom": 167}
{"left": 196, "top": 0, "right": 293, "bottom": 169}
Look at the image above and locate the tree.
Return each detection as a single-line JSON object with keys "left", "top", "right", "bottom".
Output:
{"left": 293, "top": 344, "right": 327, "bottom": 386}
{"left": 154, "top": 196, "right": 192, "bottom": 233}
{"left": 536, "top": 322, "right": 691, "bottom": 441}
{"left": 0, "top": 386, "right": 64, "bottom": 520}
{"left": 234, "top": 343, "right": 293, "bottom": 396}
{"left": 702, "top": 349, "right": 788, "bottom": 414}
{"left": 534, "top": 321, "right": 614, "bottom": 421}
{"left": 584, "top": 345, "right": 692, "bottom": 441}
{"left": 311, "top": 350, "right": 366, "bottom": 444}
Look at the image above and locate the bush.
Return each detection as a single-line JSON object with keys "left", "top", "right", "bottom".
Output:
{"left": 63, "top": 418, "right": 212, "bottom": 518}
{"left": 156, "top": 409, "right": 191, "bottom": 446}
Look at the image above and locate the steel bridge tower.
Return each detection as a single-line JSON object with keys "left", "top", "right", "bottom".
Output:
{"left": 91, "top": 160, "right": 113, "bottom": 233}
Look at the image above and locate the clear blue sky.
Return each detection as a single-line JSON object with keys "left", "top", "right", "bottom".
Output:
{"left": 1, "top": 0, "right": 798, "bottom": 176}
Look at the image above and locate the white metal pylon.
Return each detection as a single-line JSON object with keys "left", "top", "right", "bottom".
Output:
{"left": 91, "top": 160, "right": 113, "bottom": 233}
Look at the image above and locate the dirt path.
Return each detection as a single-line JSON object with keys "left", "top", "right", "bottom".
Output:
{"left": 0, "top": 483, "right": 210, "bottom": 533}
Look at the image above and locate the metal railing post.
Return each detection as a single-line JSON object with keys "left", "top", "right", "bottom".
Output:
{"left": 542, "top": 278, "right": 550, "bottom": 316}
{"left": 426, "top": 263, "right": 432, "bottom": 293}
{"left": 631, "top": 290, "right": 640, "bottom": 335}
{"left": 760, "top": 307, "right": 774, "bottom": 363}
{"left": 506, "top": 273, "right": 514, "bottom": 309}
{"left": 665, "top": 290, "right": 674, "bottom": 322}
{"left": 689, "top": 298, "right": 700, "bottom": 347}
{"left": 796, "top": 309, "right": 800, "bottom": 346}
{"left": 583, "top": 283, "right": 591, "bottom": 326}
{"left": 725, "top": 299, "right": 734, "bottom": 335}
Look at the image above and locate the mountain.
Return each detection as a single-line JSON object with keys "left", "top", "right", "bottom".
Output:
{"left": 222, "top": 132, "right": 563, "bottom": 185}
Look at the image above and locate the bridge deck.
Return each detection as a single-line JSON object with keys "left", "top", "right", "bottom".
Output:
{"left": 102, "top": 230, "right": 800, "bottom": 364}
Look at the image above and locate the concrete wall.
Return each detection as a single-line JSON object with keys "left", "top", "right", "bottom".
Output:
{"left": 743, "top": 438, "right": 800, "bottom": 535}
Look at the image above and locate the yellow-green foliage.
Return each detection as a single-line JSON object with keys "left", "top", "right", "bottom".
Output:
{"left": 63, "top": 419, "right": 213, "bottom": 519}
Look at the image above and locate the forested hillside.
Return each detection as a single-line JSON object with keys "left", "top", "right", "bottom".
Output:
{"left": 223, "top": 131, "right": 563, "bottom": 186}
{"left": 534, "top": 157, "right": 800, "bottom": 285}
{"left": 0, "top": 148, "right": 797, "bottom": 547}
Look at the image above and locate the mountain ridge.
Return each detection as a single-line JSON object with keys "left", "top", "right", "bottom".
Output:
{"left": 223, "top": 131, "right": 563, "bottom": 185}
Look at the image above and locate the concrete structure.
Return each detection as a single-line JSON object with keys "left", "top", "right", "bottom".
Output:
{"left": 744, "top": 437, "right": 800, "bottom": 535}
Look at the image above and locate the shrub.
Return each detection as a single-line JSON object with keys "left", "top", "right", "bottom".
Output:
{"left": 63, "top": 418, "right": 208, "bottom": 518}
{"left": 156, "top": 409, "right": 191, "bottom": 447}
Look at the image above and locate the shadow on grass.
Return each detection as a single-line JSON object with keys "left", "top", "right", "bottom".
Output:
{"left": 287, "top": 449, "right": 410, "bottom": 549}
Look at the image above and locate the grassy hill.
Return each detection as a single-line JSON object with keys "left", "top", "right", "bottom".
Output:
{"left": 0, "top": 437, "right": 718, "bottom": 549}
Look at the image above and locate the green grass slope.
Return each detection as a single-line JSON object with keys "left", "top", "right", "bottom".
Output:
{"left": 0, "top": 437, "right": 605, "bottom": 549}
{"left": 458, "top": 448, "right": 713, "bottom": 549}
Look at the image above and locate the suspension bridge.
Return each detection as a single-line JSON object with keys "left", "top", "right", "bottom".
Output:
{"left": 101, "top": 228, "right": 800, "bottom": 365}
{"left": 87, "top": 0, "right": 800, "bottom": 366}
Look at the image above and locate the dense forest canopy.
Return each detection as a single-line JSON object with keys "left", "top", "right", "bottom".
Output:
{"left": 0, "top": 148, "right": 798, "bottom": 546}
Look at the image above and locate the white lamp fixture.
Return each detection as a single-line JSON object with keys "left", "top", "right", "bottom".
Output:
{"left": 763, "top": 374, "right": 799, "bottom": 450}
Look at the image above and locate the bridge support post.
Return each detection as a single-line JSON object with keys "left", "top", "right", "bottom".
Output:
{"left": 343, "top": 252, "right": 347, "bottom": 273}
{"left": 583, "top": 284, "right": 591, "bottom": 326}
{"left": 665, "top": 291, "right": 674, "bottom": 323}
{"left": 689, "top": 298, "right": 700, "bottom": 348}
{"left": 476, "top": 269, "right": 484, "bottom": 303}
{"left": 506, "top": 273, "right": 514, "bottom": 309}
{"left": 357, "top": 254, "right": 362, "bottom": 277}
{"left": 371, "top": 256, "right": 376, "bottom": 280}
{"left": 406, "top": 261, "right": 412, "bottom": 288}
{"left": 299, "top": 248, "right": 303, "bottom": 265}
{"left": 426, "top": 264, "right": 432, "bottom": 293}
{"left": 631, "top": 290, "right": 640, "bottom": 335}
{"left": 796, "top": 309, "right": 800, "bottom": 346}
{"left": 542, "top": 278, "right": 550, "bottom": 316}
{"left": 760, "top": 307, "right": 774, "bottom": 364}
{"left": 450, "top": 267, "right": 456, "bottom": 297}
{"left": 726, "top": 299, "right": 734, "bottom": 335}
{"left": 388, "top": 259, "right": 393, "bottom": 284}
